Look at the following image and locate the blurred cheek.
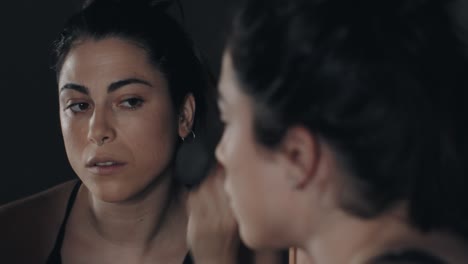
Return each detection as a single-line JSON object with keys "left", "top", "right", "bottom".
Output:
{"left": 215, "top": 137, "right": 226, "bottom": 168}
{"left": 223, "top": 167, "right": 233, "bottom": 200}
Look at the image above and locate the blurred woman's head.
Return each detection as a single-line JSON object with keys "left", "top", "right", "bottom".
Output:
{"left": 216, "top": 0, "right": 468, "bottom": 261}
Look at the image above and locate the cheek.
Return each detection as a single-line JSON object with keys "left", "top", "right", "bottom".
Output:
{"left": 221, "top": 125, "right": 248, "bottom": 167}
{"left": 217, "top": 127, "right": 244, "bottom": 192}
{"left": 59, "top": 111, "right": 71, "bottom": 136}
{"left": 59, "top": 115, "right": 91, "bottom": 175}
{"left": 216, "top": 126, "right": 235, "bottom": 173}
{"left": 120, "top": 106, "right": 178, "bottom": 163}
{"left": 60, "top": 114, "right": 87, "bottom": 151}
{"left": 218, "top": 127, "right": 251, "bottom": 201}
{"left": 130, "top": 123, "right": 176, "bottom": 160}
{"left": 222, "top": 126, "right": 263, "bottom": 213}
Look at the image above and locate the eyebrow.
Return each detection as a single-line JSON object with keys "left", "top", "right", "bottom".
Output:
{"left": 60, "top": 83, "right": 89, "bottom": 95}
{"left": 370, "top": 249, "right": 447, "bottom": 264}
{"left": 108, "top": 78, "right": 152, "bottom": 93}
{"left": 60, "top": 78, "right": 152, "bottom": 95}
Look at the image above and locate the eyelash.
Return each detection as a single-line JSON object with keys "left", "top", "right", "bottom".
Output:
{"left": 65, "top": 102, "right": 90, "bottom": 113}
{"left": 64, "top": 97, "right": 145, "bottom": 114}
{"left": 119, "top": 97, "right": 144, "bottom": 110}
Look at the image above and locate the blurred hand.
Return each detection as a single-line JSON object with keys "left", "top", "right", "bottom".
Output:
{"left": 186, "top": 164, "right": 240, "bottom": 264}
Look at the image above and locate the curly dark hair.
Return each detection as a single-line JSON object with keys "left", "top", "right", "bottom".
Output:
{"left": 228, "top": 0, "right": 468, "bottom": 239}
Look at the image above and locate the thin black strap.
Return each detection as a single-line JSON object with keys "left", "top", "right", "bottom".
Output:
{"left": 183, "top": 252, "right": 194, "bottom": 264}
{"left": 46, "top": 181, "right": 191, "bottom": 264}
{"left": 46, "top": 181, "right": 81, "bottom": 264}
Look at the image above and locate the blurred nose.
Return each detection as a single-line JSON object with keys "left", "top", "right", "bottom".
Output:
{"left": 215, "top": 134, "right": 226, "bottom": 166}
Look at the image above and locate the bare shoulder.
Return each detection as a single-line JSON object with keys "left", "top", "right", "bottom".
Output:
{"left": 0, "top": 179, "right": 78, "bottom": 222}
{"left": 0, "top": 179, "right": 79, "bottom": 262}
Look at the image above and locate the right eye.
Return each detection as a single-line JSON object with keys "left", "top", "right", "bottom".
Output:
{"left": 66, "top": 102, "right": 90, "bottom": 113}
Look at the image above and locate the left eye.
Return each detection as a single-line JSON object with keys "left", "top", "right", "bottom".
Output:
{"left": 120, "top": 98, "right": 144, "bottom": 109}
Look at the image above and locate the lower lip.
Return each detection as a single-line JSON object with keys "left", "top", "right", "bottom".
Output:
{"left": 87, "top": 164, "right": 126, "bottom": 176}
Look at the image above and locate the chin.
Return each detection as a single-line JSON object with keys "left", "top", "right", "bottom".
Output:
{"left": 85, "top": 180, "right": 136, "bottom": 203}
{"left": 239, "top": 218, "right": 290, "bottom": 251}
{"left": 93, "top": 188, "right": 133, "bottom": 203}
{"left": 239, "top": 221, "right": 273, "bottom": 250}
{"left": 101, "top": 192, "right": 133, "bottom": 203}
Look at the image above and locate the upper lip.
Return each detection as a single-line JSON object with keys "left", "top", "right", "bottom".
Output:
{"left": 85, "top": 156, "right": 126, "bottom": 167}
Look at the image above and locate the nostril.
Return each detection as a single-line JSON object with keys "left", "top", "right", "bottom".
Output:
{"left": 98, "top": 136, "right": 110, "bottom": 146}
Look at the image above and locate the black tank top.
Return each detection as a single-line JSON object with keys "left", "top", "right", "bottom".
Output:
{"left": 46, "top": 181, "right": 193, "bottom": 264}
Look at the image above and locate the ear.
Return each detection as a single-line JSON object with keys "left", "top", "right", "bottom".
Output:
{"left": 279, "top": 126, "right": 320, "bottom": 190}
{"left": 178, "top": 93, "right": 196, "bottom": 138}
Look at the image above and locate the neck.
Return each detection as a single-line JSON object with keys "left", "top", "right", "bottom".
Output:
{"left": 303, "top": 206, "right": 408, "bottom": 264}
{"left": 78, "top": 174, "right": 188, "bottom": 252}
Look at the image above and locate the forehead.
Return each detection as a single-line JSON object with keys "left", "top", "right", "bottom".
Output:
{"left": 58, "top": 37, "right": 158, "bottom": 85}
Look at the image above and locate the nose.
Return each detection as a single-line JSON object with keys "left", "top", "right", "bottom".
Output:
{"left": 88, "top": 108, "right": 116, "bottom": 146}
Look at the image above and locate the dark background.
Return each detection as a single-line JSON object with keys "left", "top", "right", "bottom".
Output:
{"left": 0, "top": 0, "right": 236, "bottom": 205}
{"left": 1, "top": 0, "right": 468, "bottom": 206}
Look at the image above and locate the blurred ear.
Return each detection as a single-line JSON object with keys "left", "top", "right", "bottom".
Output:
{"left": 178, "top": 94, "right": 196, "bottom": 138}
{"left": 279, "top": 126, "right": 320, "bottom": 190}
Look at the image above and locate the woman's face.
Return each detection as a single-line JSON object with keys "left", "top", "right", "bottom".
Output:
{"left": 58, "top": 37, "right": 178, "bottom": 202}
{"left": 216, "top": 51, "right": 296, "bottom": 248}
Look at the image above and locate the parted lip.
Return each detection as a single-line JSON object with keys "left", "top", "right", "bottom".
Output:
{"left": 85, "top": 156, "right": 126, "bottom": 167}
